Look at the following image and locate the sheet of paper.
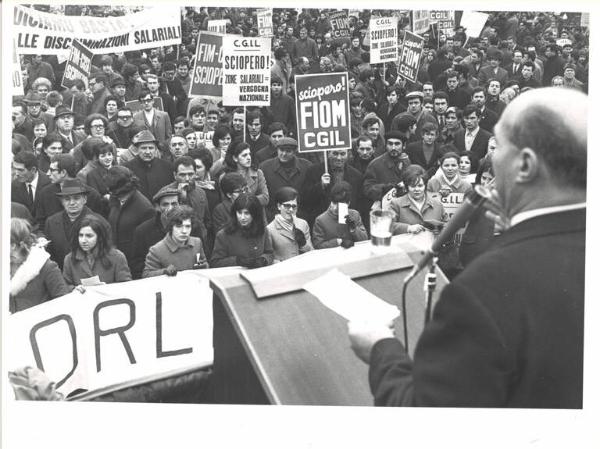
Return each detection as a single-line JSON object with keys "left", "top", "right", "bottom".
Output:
{"left": 338, "top": 202, "right": 349, "bottom": 224}
{"left": 303, "top": 269, "right": 400, "bottom": 323}
{"left": 80, "top": 275, "right": 104, "bottom": 287}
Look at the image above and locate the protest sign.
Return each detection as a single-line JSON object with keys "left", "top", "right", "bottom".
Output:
{"left": 60, "top": 40, "right": 93, "bottom": 90}
{"left": 556, "top": 38, "right": 572, "bottom": 48}
{"left": 327, "top": 11, "right": 351, "bottom": 40}
{"left": 12, "top": 40, "right": 24, "bottom": 96}
{"left": 295, "top": 72, "right": 351, "bottom": 153}
{"left": 434, "top": 192, "right": 466, "bottom": 243}
{"left": 411, "top": 10, "right": 430, "bottom": 35}
{"left": 369, "top": 16, "right": 398, "bottom": 64}
{"left": 257, "top": 9, "right": 273, "bottom": 37}
{"left": 124, "top": 97, "right": 164, "bottom": 112}
{"left": 222, "top": 36, "right": 271, "bottom": 106}
{"left": 14, "top": 4, "right": 181, "bottom": 55}
{"left": 460, "top": 11, "right": 489, "bottom": 38}
{"left": 397, "top": 30, "right": 424, "bottom": 83}
{"left": 430, "top": 10, "right": 455, "bottom": 37}
{"left": 6, "top": 272, "right": 214, "bottom": 396}
{"left": 189, "top": 31, "right": 223, "bottom": 99}
{"left": 207, "top": 19, "right": 228, "bottom": 34}
{"left": 581, "top": 12, "right": 589, "bottom": 27}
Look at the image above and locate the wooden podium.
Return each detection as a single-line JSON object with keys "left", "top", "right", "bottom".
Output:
{"left": 207, "top": 234, "right": 448, "bottom": 405}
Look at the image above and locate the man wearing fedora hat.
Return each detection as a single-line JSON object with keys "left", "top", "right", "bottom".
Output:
{"left": 123, "top": 130, "right": 174, "bottom": 201}
{"left": 43, "top": 177, "right": 109, "bottom": 269}
{"left": 34, "top": 153, "right": 105, "bottom": 228}
{"left": 54, "top": 105, "right": 86, "bottom": 153}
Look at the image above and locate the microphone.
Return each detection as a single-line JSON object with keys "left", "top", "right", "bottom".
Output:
{"left": 404, "top": 185, "right": 491, "bottom": 284}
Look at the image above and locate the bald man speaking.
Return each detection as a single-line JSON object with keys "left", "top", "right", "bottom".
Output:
{"left": 349, "top": 88, "right": 586, "bottom": 408}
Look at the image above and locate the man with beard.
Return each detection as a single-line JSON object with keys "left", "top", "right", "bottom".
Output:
{"left": 259, "top": 137, "right": 312, "bottom": 221}
{"left": 123, "top": 130, "right": 174, "bottom": 201}
{"left": 300, "top": 148, "right": 363, "bottom": 227}
{"left": 363, "top": 131, "right": 411, "bottom": 204}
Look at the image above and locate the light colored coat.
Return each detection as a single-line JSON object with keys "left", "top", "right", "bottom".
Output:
{"left": 266, "top": 216, "right": 313, "bottom": 262}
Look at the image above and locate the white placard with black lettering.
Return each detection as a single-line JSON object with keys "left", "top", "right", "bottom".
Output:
{"left": 222, "top": 36, "right": 271, "bottom": 106}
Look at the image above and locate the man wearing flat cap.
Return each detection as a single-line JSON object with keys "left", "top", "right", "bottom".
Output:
{"left": 259, "top": 137, "right": 312, "bottom": 221}
{"left": 53, "top": 105, "right": 86, "bottom": 153}
{"left": 390, "top": 91, "right": 437, "bottom": 140}
{"left": 43, "top": 178, "right": 109, "bottom": 269}
{"left": 123, "top": 130, "right": 174, "bottom": 201}
{"left": 130, "top": 186, "right": 181, "bottom": 279}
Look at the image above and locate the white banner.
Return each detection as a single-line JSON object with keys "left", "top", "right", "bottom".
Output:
{"left": 222, "top": 36, "right": 271, "bottom": 106}
{"left": 207, "top": 19, "right": 228, "bottom": 34}
{"left": 6, "top": 272, "right": 213, "bottom": 397}
{"left": 411, "top": 10, "right": 430, "bottom": 35}
{"left": 13, "top": 4, "right": 182, "bottom": 55}
{"left": 369, "top": 17, "right": 398, "bottom": 64}
{"left": 257, "top": 9, "right": 273, "bottom": 38}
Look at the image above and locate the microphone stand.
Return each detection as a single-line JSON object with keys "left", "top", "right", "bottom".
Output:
{"left": 424, "top": 256, "right": 439, "bottom": 326}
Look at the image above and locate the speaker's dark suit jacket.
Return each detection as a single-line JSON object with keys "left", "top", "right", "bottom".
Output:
{"left": 369, "top": 208, "right": 585, "bottom": 408}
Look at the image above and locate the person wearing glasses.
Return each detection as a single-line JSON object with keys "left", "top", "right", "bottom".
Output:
{"left": 71, "top": 113, "right": 115, "bottom": 174}
{"left": 132, "top": 89, "right": 172, "bottom": 152}
{"left": 267, "top": 187, "right": 313, "bottom": 262}
{"left": 106, "top": 107, "right": 143, "bottom": 162}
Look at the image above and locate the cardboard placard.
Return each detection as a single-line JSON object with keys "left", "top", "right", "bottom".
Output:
{"left": 189, "top": 31, "right": 223, "bottom": 99}
{"left": 295, "top": 72, "right": 351, "bottom": 153}
{"left": 369, "top": 16, "right": 399, "bottom": 64}
{"left": 60, "top": 39, "right": 93, "bottom": 90}
{"left": 222, "top": 36, "right": 271, "bottom": 106}
{"left": 397, "top": 30, "right": 424, "bottom": 83}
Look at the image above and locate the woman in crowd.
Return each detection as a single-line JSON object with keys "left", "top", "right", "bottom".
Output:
{"left": 389, "top": 165, "right": 444, "bottom": 235}
{"left": 459, "top": 158, "right": 497, "bottom": 267}
{"left": 551, "top": 75, "right": 565, "bottom": 87}
{"left": 32, "top": 118, "right": 48, "bottom": 141}
{"left": 209, "top": 125, "right": 233, "bottom": 178}
{"left": 10, "top": 217, "right": 69, "bottom": 313}
{"left": 427, "top": 152, "right": 473, "bottom": 195}
{"left": 62, "top": 215, "right": 131, "bottom": 288}
{"left": 221, "top": 142, "right": 269, "bottom": 208}
{"left": 189, "top": 148, "right": 220, "bottom": 214}
{"left": 211, "top": 193, "right": 274, "bottom": 268}
{"left": 103, "top": 95, "right": 121, "bottom": 123}
{"left": 86, "top": 139, "right": 116, "bottom": 201}
{"left": 312, "top": 181, "right": 368, "bottom": 249}
{"left": 458, "top": 152, "right": 477, "bottom": 185}
{"left": 37, "top": 133, "right": 63, "bottom": 174}
{"left": 143, "top": 205, "right": 209, "bottom": 278}
{"left": 267, "top": 187, "right": 313, "bottom": 262}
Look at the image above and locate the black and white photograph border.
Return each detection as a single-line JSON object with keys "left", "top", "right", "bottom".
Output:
{"left": 2, "top": 0, "right": 599, "bottom": 447}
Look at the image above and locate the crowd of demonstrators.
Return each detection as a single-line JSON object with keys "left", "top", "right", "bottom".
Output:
{"left": 10, "top": 6, "right": 589, "bottom": 313}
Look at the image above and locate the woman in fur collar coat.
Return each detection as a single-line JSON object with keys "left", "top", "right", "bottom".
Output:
{"left": 10, "top": 218, "right": 69, "bottom": 313}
